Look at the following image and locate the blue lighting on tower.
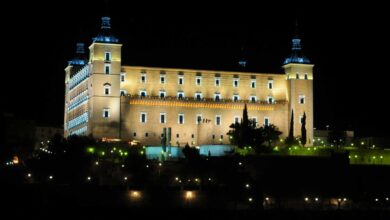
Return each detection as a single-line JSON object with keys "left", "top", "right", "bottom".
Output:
{"left": 283, "top": 27, "right": 310, "bottom": 65}
{"left": 69, "top": 43, "right": 87, "bottom": 66}
{"left": 93, "top": 17, "right": 119, "bottom": 43}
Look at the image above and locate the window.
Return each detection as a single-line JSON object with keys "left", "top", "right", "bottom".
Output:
{"left": 104, "top": 64, "right": 110, "bottom": 74}
{"left": 212, "top": 134, "right": 215, "bottom": 139}
{"left": 195, "top": 92, "right": 202, "bottom": 100}
{"left": 250, "top": 96, "right": 257, "bottom": 103}
{"left": 233, "top": 78, "right": 239, "bottom": 87}
{"left": 104, "top": 52, "right": 111, "bottom": 62}
{"left": 220, "top": 135, "right": 223, "bottom": 139}
{"left": 141, "top": 74, "right": 146, "bottom": 83}
{"left": 159, "top": 91, "right": 166, "bottom": 98}
{"left": 160, "top": 113, "right": 166, "bottom": 124}
{"left": 233, "top": 95, "right": 240, "bottom": 102}
{"left": 215, "top": 77, "right": 220, "bottom": 86}
{"left": 234, "top": 116, "right": 240, "bottom": 124}
{"left": 299, "top": 116, "right": 304, "bottom": 125}
{"left": 133, "top": 132, "right": 136, "bottom": 137}
{"left": 214, "top": 93, "right": 221, "bottom": 101}
{"left": 264, "top": 117, "right": 270, "bottom": 126}
{"left": 252, "top": 117, "right": 257, "bottom": 126}
{"left": 103, "top": 108, "right": 110, "bottom": 118}
{"left": 299, "top": 95, "right": 305, "bottom": 104}
{"left": 268, "top": 80, "right": 273, "bottom": 89}
{"left": 216, "top": 115, "right": 221, "bottom": 125}
{"left": 160, "top": 75, "right": 165, "bottom": 84}
{"left": 145, "top": 133, "right": 149, "bottom": 137}
{"left": 120, "top": 90, "right": 127, "bottom": 96}
{"left": 140, "top": 112, "right": 147, "bottom": 123}
{"left": 104, "top": 85, "right": 111, "bottom": 95}
{"left": 178, "top": 114, "right": 184, "bottom": 124}
{"left": 120, "top": 73, "right": 125, "bottom": 82}
{"left": 267, "top": 96, "right": 274, "bottom": 104}
{"left": 191, "top": 134, "right": 195, "bottom": 138}
{"left": 177, "top": 92, "right": 184, "bottom": 99}
{"left": 176, "top": 134, "right": 180, "bottom": 138}
{"left": 178, "top": 76, "right": 184, "bottom": 85}
{"left": 196, "top": 76, "right": 202, "bottom": 86}
{"left": 251, "top": 80, "right": 256, "bottom": 88}
{"left": 140, "top": 90, "right": 147, "bottom": 98}
{"left": 304, "top": 73, "right": 308, "bottom": 80}
{"left": 196, "top": 114, "right": 202, "bottom": 124}
{"left": 296, "top": 73, "right": 300, "bottom": 79}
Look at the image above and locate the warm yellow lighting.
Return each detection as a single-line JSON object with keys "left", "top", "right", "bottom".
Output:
{"left": 129, "top": 190, "right": 141, "bottom": 199}
{"left": 27, "top": 173, "right": 31, "bottom": 178}
{"left": 12, "top": 156, "right": 19, "bottom": 165}
{"left": 248, "top": 197, "right": 253, "bottom": 202}
{"left": 265, "top": 197, "right": 269, "bottom": 201}
{"left": 185, "top": 191, "right": 194, "bottom": 200}
{"left": 129, "top": 99, "right": 275, "bottom": 111}
{"left": 305, "top": 197, "right": 309, "bottom": 201}
{"left": 245, "top": 184, "right": 250, "bottom": 188}
{"left": 87, "top": 176, "right": 91, "bottom": 181}
{"left": 315, "top": 197, "right": 319, "bottom": 201}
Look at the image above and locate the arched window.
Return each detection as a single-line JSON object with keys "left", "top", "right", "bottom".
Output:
{"left": 103, "top": 83, "right": 111, "bottom": 95}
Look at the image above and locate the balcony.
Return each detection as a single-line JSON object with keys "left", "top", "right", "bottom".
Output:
{"left": 123, "top": 95, "right": 288, "bottom": 111}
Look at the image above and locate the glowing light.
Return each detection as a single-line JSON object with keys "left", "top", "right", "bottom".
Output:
{"left": 121, "top": 164, "right": 125, "bottom": 168}
{"left": 338, "top": 198, "right": 342, "bottom": 202}
{"left": 315, "top": 197, "right": 319, "bottom": 202}
{"left": 129, "top": 99, "right": 275, "bottom": 111}
{"left": 12, "top": 156, "right": 19, "bottom": 164}
{"left": 49, "top": 176, "right": 53, "bottom": 180}
{"left": 175, "top": 177, "right": 179, "bottom": 181}
{"left": 185, "top": 191, "right": 194, "bottom": 200}
{"left": 27, "top": 173, "right": 31, "bottom": 178}
{"left": 386, "top": 197, "right": 389, "bottom": 201}
{"left": 129, "top": 191, "right": 141, "bottom": 199}
{"left": 354, "top": 155, "right": 358, "bottom": 158}
{"left": 124, "top": 177, "right": 128, "bottom": 181}
{"left": 208, "top": 178, "right": 212, "bottom": 181}
{"left": 195, "top": 178, "right": 199, "bottom": 182}
{"left": 265, "top": 197, "right": 269, "bottom": 201}
{"left": 238, "top": 162, "right": 242, "bottom": 166}
{"left": 343, "top": 198, "right": 347, "bottom": 201}
{"left": 248, "top": 197, "right": 253, "bottom": 202}
{"left": 245, "top": 184, "right": 250, "bottom": 188}
{"left": 305, "top": 197, "right": 309, "bottom": 202}
{"left": 87, "top": 147, "right": 95, "bottom": 154}
{"left": 101, "top": 151, "right": 105, "bottom": 156}
{"left": 87, "top": 176, "right": 91, "bottom": 181}
{"left": 146, "top": 165, "right": 149, "bottom": 168}
{"left": 361, "top": 142, "right": 365, "bottom": 145}
{"left": 95, "top": 161, "right": 99, "bottom": 165}
{"left": 380, "top": 155, "right": 383, "bottom": 159}
{"left": 158, "top": 163, "right": 162, "bottom": 167}
{"left": 375, "top": 198, "right": 379, "bottom": 202}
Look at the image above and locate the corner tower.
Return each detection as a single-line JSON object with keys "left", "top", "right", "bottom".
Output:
{"left": 283, "top": 31, "right": 314, "bottom": 146}
{"left": 88, "top": 17, "right": 122, "bottom": 139}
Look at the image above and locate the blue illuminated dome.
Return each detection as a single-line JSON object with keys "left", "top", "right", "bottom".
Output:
{"left": 69, "top": 43, "right": 87, "bottom": 66}
{"left": 283, "top": 35, "right": 310, "bottom": 65}
{"left": 93, "top": 17, "right": 119, "bottom": 43}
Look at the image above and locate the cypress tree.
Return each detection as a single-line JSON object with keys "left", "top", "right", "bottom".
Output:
{"left": 301, "top": 112, "right": 307, "bottom": 146}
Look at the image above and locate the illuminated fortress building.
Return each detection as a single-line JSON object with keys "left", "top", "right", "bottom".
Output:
{"left": 64, "top": 17, "right": 314, "bottom": 146}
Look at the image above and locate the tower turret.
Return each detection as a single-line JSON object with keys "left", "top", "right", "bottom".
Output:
{"left": 283, "top": 27, "right": 314, "bottom": 146}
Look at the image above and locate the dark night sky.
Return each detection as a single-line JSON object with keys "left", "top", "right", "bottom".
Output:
{"left": 2, "top": 1, "right": 389, "bottom": 137}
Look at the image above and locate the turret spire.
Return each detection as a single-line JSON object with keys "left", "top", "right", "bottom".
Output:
{"left": 283, "top": 21, "right": 310, "bottom": 65}
{"left": 93, "top": 17, "right": 119, "bottom": 43}
{"left": 69, "top": 43, "right": 87, "bottom": 66}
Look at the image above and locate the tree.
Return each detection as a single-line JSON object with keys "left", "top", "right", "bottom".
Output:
{"left": 260, "top": 124, "right": 282, "bottom": 148}
{"left": 182, "top": 143, "right": 200, "bottom": 161}
{"left": 227, "top": 104, "right": 264, "bottom": 148}
{"left": 285, "top": 109, "right": 296, "bottom": 146}
{"left": 301, "top": 112, "right": 307, "bottom": 146}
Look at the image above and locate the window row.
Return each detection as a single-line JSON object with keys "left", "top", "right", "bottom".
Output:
{"left": 138, "top": 90, "right": 282, "bottom": 103}
{"left": 138, "top": 74, "right": 274, "bottom": 89}
{"left": 137, "top": 112, "right": 271, "bottom": 126}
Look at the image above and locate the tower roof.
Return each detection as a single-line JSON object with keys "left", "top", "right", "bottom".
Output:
{"left": 93, "top": 17, "right": 119, "bottom": 43}
{"left": 69, "top": 43, "right": 87, "bottom": 66}
{"left": 283, "top": 26, "right": 310, "bottom": 65}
